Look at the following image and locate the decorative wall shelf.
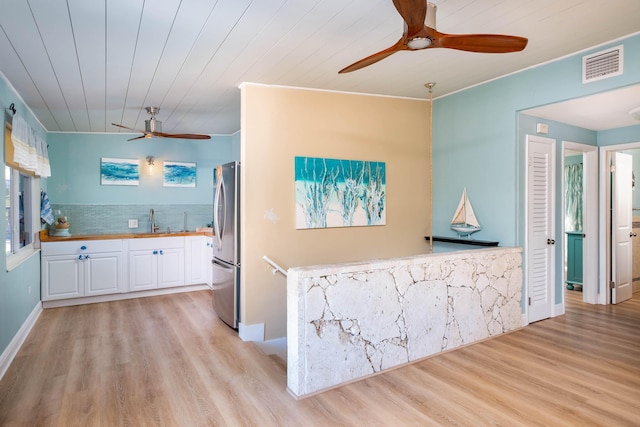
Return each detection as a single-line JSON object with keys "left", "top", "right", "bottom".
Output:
{"left": 425, "top": 236, "right": 499, "bottom": 247}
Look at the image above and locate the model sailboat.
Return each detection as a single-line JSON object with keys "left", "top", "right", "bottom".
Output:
{"left": 450, "top": 188, "right": 481, "bottom": 238}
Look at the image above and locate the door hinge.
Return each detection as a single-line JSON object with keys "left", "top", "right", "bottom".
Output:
{"left": 610, "top": 164, "right": 616, "bottom": 173}
{"left": 528, "top": 297, "right": 531, "bottom": 306}
{"left": 610, "top": 281, "right": 616, "bottom": 289}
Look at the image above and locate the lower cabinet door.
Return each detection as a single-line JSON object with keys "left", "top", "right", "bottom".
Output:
{"left": 129, "top": 250, "right": 158, "bottom": 291}
{"left": 158, "top": 248, "right": 185, "bottom": 288}
{"left": 85, "top": 252, "right": 125, "bottom": 296}
{"left": 42, "top": 256, "right": 83, "bottom": 300}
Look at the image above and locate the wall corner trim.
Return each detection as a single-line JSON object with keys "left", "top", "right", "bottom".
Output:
{"left": 238, "top": 322, "right": 265, "bottom": 342}
{"left": 0, "top": 302, "right": 42, "bottom": 381}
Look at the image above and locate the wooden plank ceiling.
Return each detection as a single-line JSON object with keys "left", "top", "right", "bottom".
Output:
{"left": 0, "top": 0, "right": 639, "bottom": 135}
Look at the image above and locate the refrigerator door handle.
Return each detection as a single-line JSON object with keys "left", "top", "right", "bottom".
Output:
{"left": 213, "top": 176, "right": 225, "bottom": 249}
{"left": 210, "top": 259, "right": 235, "bottom": 290}
{"left": 212, "top": 258, "right": 234, "bottom": 272}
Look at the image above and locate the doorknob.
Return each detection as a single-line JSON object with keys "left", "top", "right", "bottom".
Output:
{"left": 547, "top": 238, "right": 555, "bottom": 245}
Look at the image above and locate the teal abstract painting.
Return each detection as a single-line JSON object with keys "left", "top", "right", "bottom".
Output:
{"left": 164, "top": 161, "right": 196, "bottom": 187}
{"left": 100, "top": 158, "right": 139, "bottom": 186}
{"left": 295, "top": 156, "right": 386, "bottom": 229}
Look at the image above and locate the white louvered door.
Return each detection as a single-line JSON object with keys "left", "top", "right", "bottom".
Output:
{"left": 526, "top": 135, "right": 556, "bottom": 323}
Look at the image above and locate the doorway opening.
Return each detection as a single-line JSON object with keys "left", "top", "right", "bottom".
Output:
{"left": 562, "top": 142, "right": 597, "bottom": 307}
{"left": 600, "top": 142, "right": 640, "bottom": 305}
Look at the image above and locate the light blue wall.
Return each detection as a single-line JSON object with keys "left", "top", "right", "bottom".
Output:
{"left": 44, "top": 132, "right": 239, "bottom": 234}
{"left": 1, "top": 74, "right": 45, "bottom": 357}
{"left": 433, "top": 33, "right": 640, "bottom": 310}
{"left": 47, "top": 132, "right": 236, "bottom": 205}
{"left": 598, "top": 124, "right": 640, "bottom": 146}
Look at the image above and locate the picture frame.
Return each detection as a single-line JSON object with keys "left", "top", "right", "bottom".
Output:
{"left": 295, "top": 156, "right": 386, "bottom": 229}
{"left": 163, "top": 161, "right": 196, "bottom": 187}
{"left": 100, "top": 158, "right": 140, "bottom": 186}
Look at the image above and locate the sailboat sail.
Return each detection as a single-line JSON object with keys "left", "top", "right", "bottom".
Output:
{"left": 450, "top": 188, "right": 481, "bottom": 237}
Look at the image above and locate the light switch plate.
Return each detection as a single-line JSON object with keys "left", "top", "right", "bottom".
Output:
{"left": 536, "top": 123, "right": 549, "bottom": 134}
{"left": 128, "top": 219, "right": 138, "bottom": 228}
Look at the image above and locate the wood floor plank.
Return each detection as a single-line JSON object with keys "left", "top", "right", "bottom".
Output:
{"left": 1, "top": 289, "right": 639, "bottom": 426}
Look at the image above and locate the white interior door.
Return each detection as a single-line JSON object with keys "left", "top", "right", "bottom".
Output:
{"left": 527, "top": 135, "right": 556, "bottom": 323}
{"left": 612, "top": 152, "right": 633, "bottom": 304}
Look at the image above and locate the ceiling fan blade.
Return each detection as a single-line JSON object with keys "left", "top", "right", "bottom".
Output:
{"left": 127, "top": 134, "right": 150, "bottom": 141}
{"left": 112, "top": 122, "right": 147, "bottom": 133}
{"left": 433, "top": 32, "right": 528, "bottom": 53}
{"left": 153, "top": 131, "right": 212, "bottom": 140}
{"left": 165, "top": 133, "right": 211, "bottom": 140}
{"left": 113, "top": 122, "right": 210, "bottom": 140}
{"left": 339, "top": 40, "right": 407, "bottom": 74}
{"left": 392, "top": 0, "right": 427, "bottom": 35}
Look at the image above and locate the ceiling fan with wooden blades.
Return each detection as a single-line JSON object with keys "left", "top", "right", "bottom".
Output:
{"left": 112, "top": 106, "right": 211, "bottom": 141}
{"left": 339, "top": 0, "right": 528, "bottom": 74}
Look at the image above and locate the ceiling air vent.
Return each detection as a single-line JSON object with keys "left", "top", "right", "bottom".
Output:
{"left": 583, "top": 45, "right": 623, "bottom": 83}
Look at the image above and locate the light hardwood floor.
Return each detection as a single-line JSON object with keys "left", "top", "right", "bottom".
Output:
{"left": 1, "top": 289, "right": 639, "bottom": 426}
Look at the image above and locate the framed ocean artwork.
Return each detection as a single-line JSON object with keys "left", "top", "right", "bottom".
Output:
{"left": 295, "top": 156, "right": 386, "bottom": 229}
{"left": 100, "top": 158, "right": 140, "bottom": 186}
{"left": 163, "top": 161, "right": 196, "bottom": 187}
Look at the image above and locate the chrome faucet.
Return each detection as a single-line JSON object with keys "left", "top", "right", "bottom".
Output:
{"left": 150, "top": 209, "right": 160, "bottom": 233}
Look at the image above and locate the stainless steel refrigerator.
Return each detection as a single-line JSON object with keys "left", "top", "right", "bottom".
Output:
{"left": 212, "top": 161, "right": 240, "bottom": 329}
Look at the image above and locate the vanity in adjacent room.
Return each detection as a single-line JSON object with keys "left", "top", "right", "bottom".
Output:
{"left": 565, "top": 231, "right": 583, "bottom": 290}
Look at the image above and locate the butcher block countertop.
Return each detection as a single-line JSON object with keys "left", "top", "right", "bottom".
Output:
{"left": 39, "top": 229, "right": 213, "bottom": 242}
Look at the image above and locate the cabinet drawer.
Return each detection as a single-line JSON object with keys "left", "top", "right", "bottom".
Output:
{"left": 128, "top": 237, "right": 184, "bottom": 251}
{"left": 42, "top": 239, "right": 123, "bottom": 256}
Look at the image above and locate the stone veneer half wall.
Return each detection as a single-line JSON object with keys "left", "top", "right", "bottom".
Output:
{"left": 287, "top": 246, "right": 523, "bottom": 398}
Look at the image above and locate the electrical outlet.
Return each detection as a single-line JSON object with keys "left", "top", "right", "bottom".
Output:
{"left": 128, "top": 219, "right": 138, "bottom": 228}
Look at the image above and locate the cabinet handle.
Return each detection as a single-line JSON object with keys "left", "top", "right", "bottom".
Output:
{"left": 153, "top": 250, "right": 158, "bottom": 255}
{"left": 84, "top": 255, "right": 90, "bottom": 260}
{"left": 160, "top": 250, "right": 164, "bottom": 255}
{"left": 547, "top": 238, "right": 555, "bottom": 245}
{"left": 80, "top": 245, "right": 87, "bottom": 250}
{"left": 78, "top": 255, "right": 83, "bottom": 260}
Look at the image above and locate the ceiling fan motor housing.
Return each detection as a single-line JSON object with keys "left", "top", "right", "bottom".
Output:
{"left": 144, "top": 106, "right": 162, "bottom": 133}
{"left": 145, "top": 118, "right": 162, "bottom": 133}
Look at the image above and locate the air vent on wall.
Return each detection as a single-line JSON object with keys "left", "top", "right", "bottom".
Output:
{"left": 583, "top": 45, "right": 623, "bottom": 83}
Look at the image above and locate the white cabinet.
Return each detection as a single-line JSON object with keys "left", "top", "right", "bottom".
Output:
{"left": 185, "top": 235, "right": 209, "bottom": 285}
{"left": 41, "top": 235, "right": 208, "bottom": 304}
{"left": 42, "top": 240, "right": 125, "bottom": 301}
{"left": 128, "top": 237, "right": 185, "bottom": 291}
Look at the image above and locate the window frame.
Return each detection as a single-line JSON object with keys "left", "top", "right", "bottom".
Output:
{"left": 5, "top": 123, "right": 40, "bottom": 271}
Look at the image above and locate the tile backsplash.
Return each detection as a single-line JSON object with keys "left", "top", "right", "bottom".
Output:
{"left": 50, "top": 204, "right": 212, "bottom": 235}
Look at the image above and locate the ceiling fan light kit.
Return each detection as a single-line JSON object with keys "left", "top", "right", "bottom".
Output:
{"left": 112, "top": 106, "right": 211, "bottom": 141}
{"left": 408, "top": 37, "right": 432, "bottom": 49}
{"left": 339, "top": 0, "right": 528, "bottom": 74}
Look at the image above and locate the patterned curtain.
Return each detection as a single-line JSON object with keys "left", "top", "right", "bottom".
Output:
{"left": 565, "top": 163, "right": 583, "bottom": 231}
{"left": 11, "top": 113, "right": 51, "bottom": 177}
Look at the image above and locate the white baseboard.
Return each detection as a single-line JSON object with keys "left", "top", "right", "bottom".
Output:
{"left": 553, "top": 302, "right": 566, "bottom": 317}
{"left": 42, "top": 284, "right": 210, "bottom": 308}
{"left": 254, "top": 337, "right": 287, "bottom": 361}
{"left": 238, "top": 322, "right": 264, "bottom": 342}
{"left": 0, "top": 302, "right": 42, "bottom": 381}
